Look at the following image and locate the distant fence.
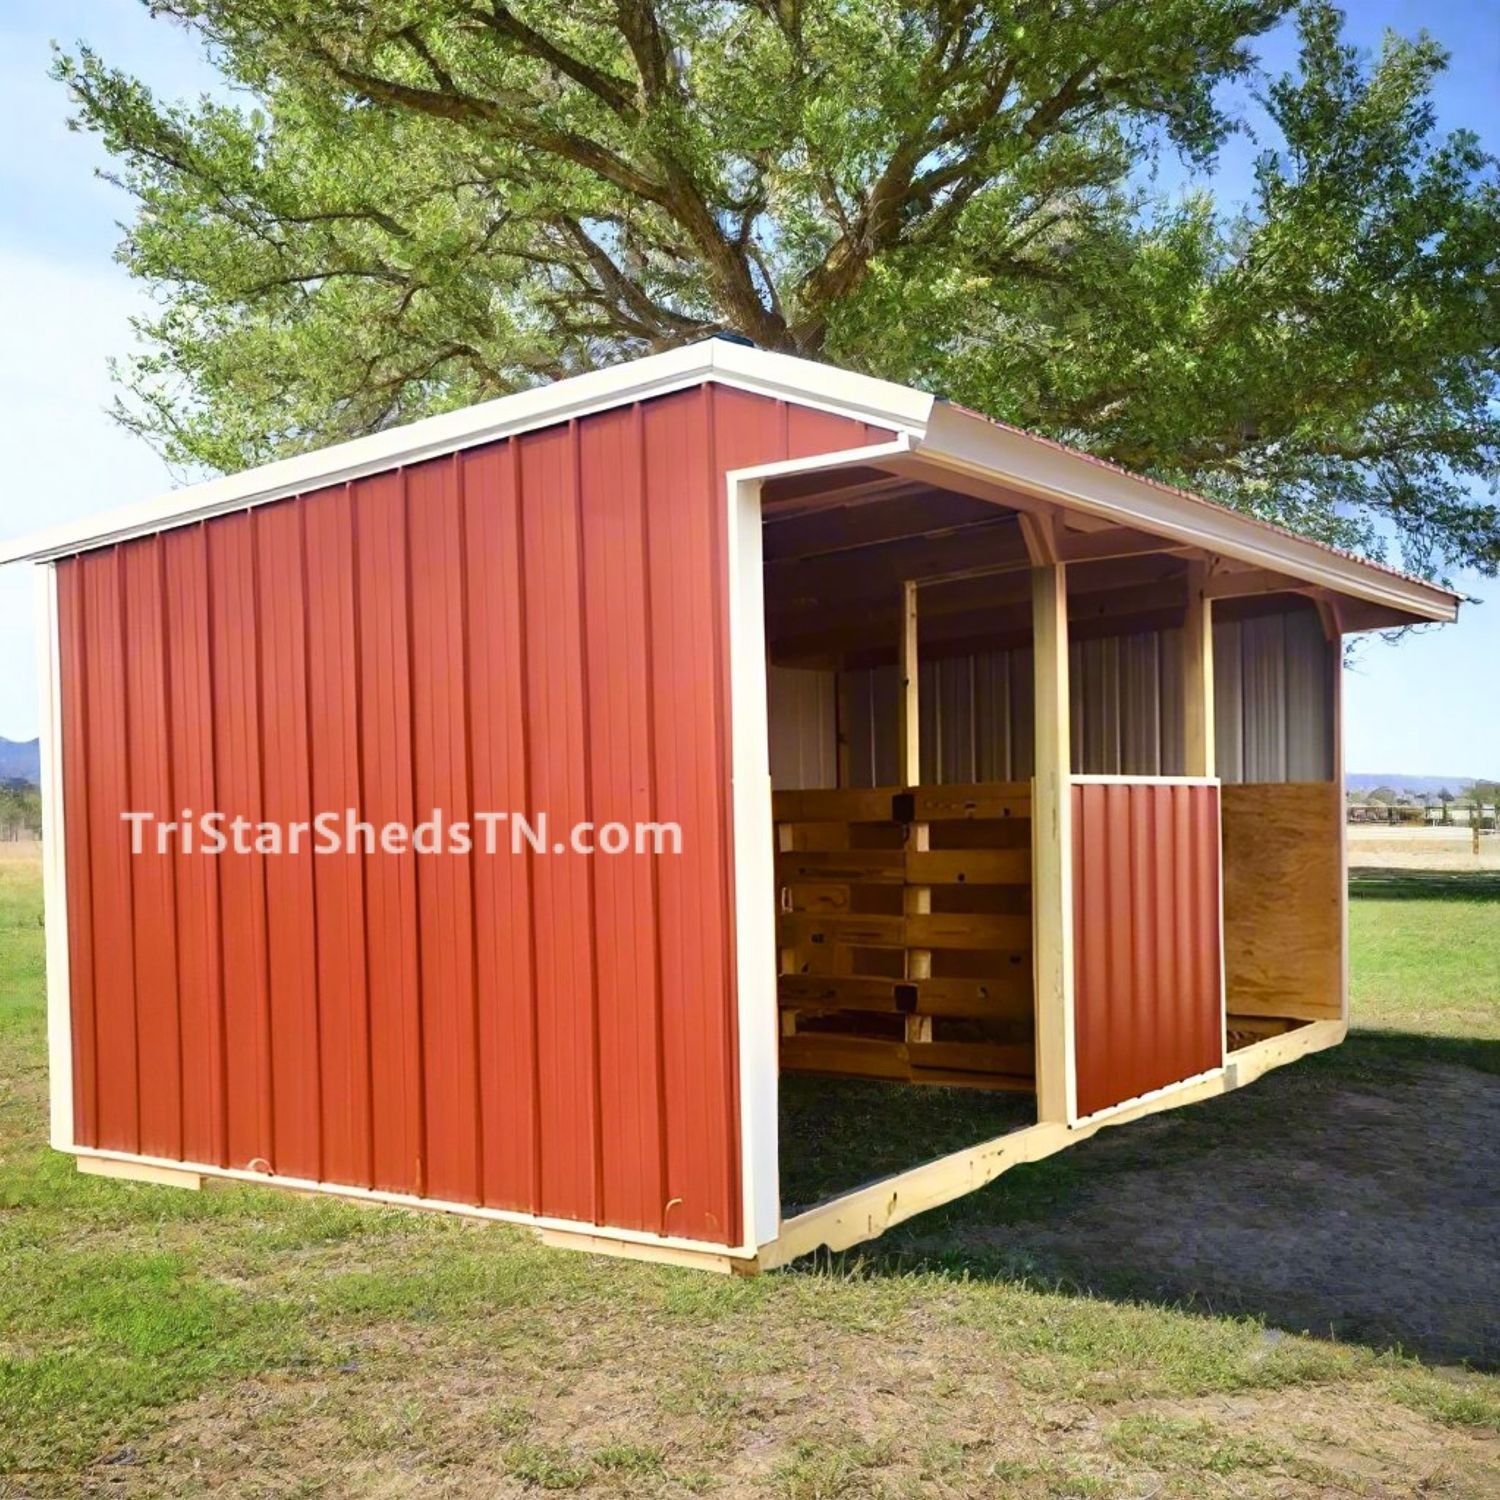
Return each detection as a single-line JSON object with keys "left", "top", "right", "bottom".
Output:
{"left": 1348, "top": 802, "right": 1496, "bottom": 830}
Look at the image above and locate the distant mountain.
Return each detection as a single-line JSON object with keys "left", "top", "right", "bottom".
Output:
{"left": 1347, "top": 772, "right": 1478, "bottom": 797}
{"left": 0, "top": 738, "right": 39, "bottom": 784}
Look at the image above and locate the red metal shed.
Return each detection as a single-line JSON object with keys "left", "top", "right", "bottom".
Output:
{"left": 2, "top": 340, "right": 1461, "bottom": 1270}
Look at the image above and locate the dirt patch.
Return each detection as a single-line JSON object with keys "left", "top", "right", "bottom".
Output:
{"left": 77, "top": 1310, "right": 1499, "bottom": 1499}
{"left": 1349, "top": 827, "right": 1500, "bottom": 872}
{"left": 914, "top": 1061, "right": 1500, "bottom": 1368}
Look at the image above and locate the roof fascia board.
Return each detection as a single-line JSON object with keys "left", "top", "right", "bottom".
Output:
{"left": 916, "top": 403, "right": 1459, "bottom": 624}
{"left": 0, "top": 340, "right": 934, "bottom": 565}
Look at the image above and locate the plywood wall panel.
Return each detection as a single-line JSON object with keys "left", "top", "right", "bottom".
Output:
{"left": 1221, "top": 781, "right": 1342, "bottom": 1021}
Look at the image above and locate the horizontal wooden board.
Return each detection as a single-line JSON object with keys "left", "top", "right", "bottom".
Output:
{"left": 781, "top": 882, "right": 852, "bottom": 914}
{"left": 776, "top": 849, "right": 905, "bottom": 884}
{"left": 908, "top": 1041, "right": 1035, "bottom": 1076}
{"left": 779, "top": 911, "right": 1031, "bottom": 953}
{"left": 905, "top": 848, "right": 1030, "bottom": 885}
{"left": 910, "top": 783, "right": 1031, "bottom": 821}
{"left": 780, "top": 1033, "right": 1034, "bottom": 1090}
{"left": 772, "top": 787, "right": 899, "bottom": 823}
{"left": 1222, "top": 781, "right": 1342, "bottom": 1021}
{"left": 778, "top": 971, "right": 1033, "bottom": 1019}
{"left": 904, "top": 912, "right": 1031, "bottom": 951}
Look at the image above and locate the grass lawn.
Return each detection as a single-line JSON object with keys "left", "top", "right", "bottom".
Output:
{"left": 1, "top": 846, "right": 1496, "bottom": 1496}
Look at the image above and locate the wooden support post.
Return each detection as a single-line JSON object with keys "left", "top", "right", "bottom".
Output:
{"left": 899, "top": 579, "right": 931, "bottom": 1042}
{"left": 1031, "top": 563, "right": 1075, "bottom": 1124}
{"left": 899, "top": 579, "right": 920, "bottom": 786}
{"left": 1183, "top": 560, "right": 1215, "bottom": 777}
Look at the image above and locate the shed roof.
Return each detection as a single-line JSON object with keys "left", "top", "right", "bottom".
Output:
{"left": 0, "top": 339, "right": 1460, "bottom": 624}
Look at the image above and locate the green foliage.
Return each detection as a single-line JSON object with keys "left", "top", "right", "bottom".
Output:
{"left": 0, "top": 782, "right": 39, "bottom": 838}
{"left": 54, "top": 1, "right": 1500, "bottom": 575}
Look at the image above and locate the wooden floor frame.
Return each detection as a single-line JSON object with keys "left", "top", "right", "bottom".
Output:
{"left": 757, "top": 1017, "right": 1345, "bottom": 1269}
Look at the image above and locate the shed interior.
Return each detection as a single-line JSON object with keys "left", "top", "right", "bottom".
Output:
{"left": 758, "top": 460, "right": 1345, "bottom": 1209}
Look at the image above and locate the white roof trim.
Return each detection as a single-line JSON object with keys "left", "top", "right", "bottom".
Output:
{"left": 0, "top": 337, "right": 1460, "bottom": 624}
{"left": 915, "top": 403, "right": 1459, "bottom": 624}
{"left": 0, "top": 339, "right": 934, "bottom": 565}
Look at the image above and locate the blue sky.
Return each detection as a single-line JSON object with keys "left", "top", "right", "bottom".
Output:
{"left": 0, "top": 1, "right": 1495, "bottom": 776}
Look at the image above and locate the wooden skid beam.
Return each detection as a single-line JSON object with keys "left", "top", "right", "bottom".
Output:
{"left": 77, "top": 1155, "right": 204, "bottom": 1190}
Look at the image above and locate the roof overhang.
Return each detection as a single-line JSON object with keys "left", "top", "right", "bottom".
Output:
{"left": 0, "top": 338, "right": 1461, "bottom": 627}
{"left": 910, "top": 403, "right": 1460, "bottom": 625}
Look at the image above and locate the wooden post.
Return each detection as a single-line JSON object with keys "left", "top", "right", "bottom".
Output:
{"left": 898, "top": 580, "right": 920, "bottom": 786}
{"left": 1183, "top": 560, "right": 1214, "bottom": 777}
{"left": 899, "top": 580, "right": 931, "bottom": 1046}
{"left": 1031, "top": 563, "right": 1075, "bottom": 1124}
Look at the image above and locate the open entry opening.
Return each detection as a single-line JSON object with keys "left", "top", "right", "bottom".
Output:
{"left": 755, "top": 455, "right": 1345, "bottom": 1229}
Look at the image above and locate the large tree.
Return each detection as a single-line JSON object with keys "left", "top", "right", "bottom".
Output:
{"left": 59, "top": 1, "right": 1500, "bottom": 576}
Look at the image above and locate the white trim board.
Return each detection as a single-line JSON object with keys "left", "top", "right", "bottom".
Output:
{"left": 722, "top": 434, "right": 917, "bottom": 1252}
{"left": 36, "top": 563, "right": 73, "bottom": 1151}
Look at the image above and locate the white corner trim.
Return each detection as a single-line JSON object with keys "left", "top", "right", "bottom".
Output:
{"left": 916, "top": 404, "right": 1459, "bottom": 623}
{"left": 0, "top": 342, "right": 934, "bottom": 566}
{"left": 724, "top": 467, "right": 780, "bottom": 1252}
{"left": 36, "top": 563, "right": 73, "bottom": 1150}
{"left": 722, "top": 433, "right": 919, "bottom": 1252}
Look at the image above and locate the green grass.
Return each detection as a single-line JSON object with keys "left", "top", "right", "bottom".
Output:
{"left": 1348, "top": 866, "right": 1500, "bottom": 1044}
{"left": 0, "top": 848, "right": 1495, "bottom": 1496}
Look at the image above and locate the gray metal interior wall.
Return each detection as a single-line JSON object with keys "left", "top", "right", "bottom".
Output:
{"left": 768, "top": 604, "right": 1332, "bottom": 790}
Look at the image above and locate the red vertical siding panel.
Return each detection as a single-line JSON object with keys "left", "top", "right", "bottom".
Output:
{"left": 254, "top": 502, "right": 323, "bottom": 1181}
{"left": 352, "top": 470, "right": 425, "bottom": 1195}
{"left": 55, "top": 378, "right": 880, "bottom": 1246}
{"left": 121, "top": 538, "right": 183, "bottom": 1161}
{"left": 517, "top": 425, "right": 599, "bottom": 1225}
{"left": 407, "top": 456, "right": 482, "bottom": 1207}
{"left": 207, "top": 515, "right": 274, "bottom": 1169}
{"left": 641, "top": 389, "right": 737, "bottom": 1242}
{"left": 79, "top": 549, "right": 140, "bottom": 1152}
{"left": 461, "top": 443, "right": 539, "bottom": 1212}
{"left": 577, "top": 406, "right": 665, "bottom": 1233}
{"left": 1072, "top": 780, "right": 1223, "bottom": 1117}
{"left": 1149, "top": 784, "right": 1179, "bottom": 1105}
{"left": 1196, "top": 785, "right": 1223, "bottom": 1080}
{"left": 302, "top": 485, "right": 374, "bottom": 1189}
{"left": 785, "top": 403, "right": 865, "bottom": 458}
{"left": 161, "top": 526, "right": 227, "bottom": 1167}
{"left": 55, "top": 560, "right": 98, "bottom": 1149}
{"left": 1173, "top": 787, "right": 1196, "bottom": 1091}
{"left": 1127, "top": 785, "right": 1156, "bottom": 1106}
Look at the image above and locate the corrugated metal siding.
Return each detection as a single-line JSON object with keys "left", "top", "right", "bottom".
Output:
{"left": 1071, "top": 780, "right": 1223, "bottom": 1118}
{"left": 835, "top": 609, "right": 1328, "bottom": 787}
{"left": 56, "top": 382, "right": 884, "bottom": 1247}
{"left": 767, "top": 667, "right": 837, "bottom": 790}
{"left": 1214, "top": 610, "right": 1332, "bottom": 782}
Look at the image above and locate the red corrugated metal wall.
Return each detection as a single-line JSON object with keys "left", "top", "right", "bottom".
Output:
{"left": 56, "top": 382, "right": 887, "bottom": 1246}
{"left": 1071, "top": 780, "right": 1223, "bottom": 1118}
